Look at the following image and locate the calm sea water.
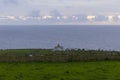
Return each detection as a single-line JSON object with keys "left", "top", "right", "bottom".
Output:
{"left": 0, "top": 25, "right": 120, "bottom": 50}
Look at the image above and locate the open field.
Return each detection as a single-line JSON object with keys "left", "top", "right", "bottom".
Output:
{"left": 0, "top": 49, "right": 119, "bottom": 62}
{"left": 0, "top": 49, "right": 119, "bottom": 80}
{"left": 0, "top": 61, "right": 120, "bottom": 80}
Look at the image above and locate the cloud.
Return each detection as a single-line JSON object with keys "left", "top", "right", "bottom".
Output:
{"left": 0, "top": 0, "right": 120, "bottom": 16}
{"left": 50, "top": 10, "right": 61, "bottom": 16}
{"left": 0, "top": 0, "right": 19, "bottom": 5}
{"left": 0, "top": 0, "right": 120, "bottom": 25}
{"left": 28, "top": 10, "right": 40, "bottom": 17}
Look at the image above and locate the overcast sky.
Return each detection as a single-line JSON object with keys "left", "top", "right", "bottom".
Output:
{"left": 0, "top": 0, "right": 120, "bottom": 16}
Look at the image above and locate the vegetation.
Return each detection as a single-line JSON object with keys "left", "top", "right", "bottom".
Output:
{"left": 0, "top": 61, "right": 119, "bottom": 80}
{"left": 0, "top": 49, "right": 119, "bottom": 80}
{"left": 0, "top": 49, "right": 119, "bottom": 62}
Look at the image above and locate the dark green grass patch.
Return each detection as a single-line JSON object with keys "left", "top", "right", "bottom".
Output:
{"left": 0, "top": 61, "right": 119, "bottom": 80}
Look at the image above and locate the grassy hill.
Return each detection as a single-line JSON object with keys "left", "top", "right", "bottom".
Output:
{"left": 0, "top": 61, "right": 120, "bottom": 80}
{"left": 0, "top": 49, "right": 119, "bottom": 62}
{"left": 0, "top": 49, "right": 119, "bottom": 80}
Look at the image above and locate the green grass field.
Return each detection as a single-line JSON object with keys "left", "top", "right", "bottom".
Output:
{"left": 0, "top": 61, "right": 120, "bottom": 80}
{"left": 0, "top": 49, "right": 120, "bottom": 62}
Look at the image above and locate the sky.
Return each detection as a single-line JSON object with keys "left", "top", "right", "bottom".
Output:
{"left": 0, "top": 0, "right": 120, "bottom": 25}
{"left": 0, "top": 0, "right": 120, "bottom": 16}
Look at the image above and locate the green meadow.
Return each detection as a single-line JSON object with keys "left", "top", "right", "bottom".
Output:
{"left": 0, "top": 49, "right": 119, "bottom": 80}
{"left": 0, "top": 49, "right": 119, "bottom": 62}
{"left": 0, "top": 61, "right": 120, "bottom": 80}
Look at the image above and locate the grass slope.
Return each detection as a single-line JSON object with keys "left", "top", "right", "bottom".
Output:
{"left": 0, "top": 49, "right": 120, "bottom": 62}
{"left": 0, "top": 61, "right": 120, "bottom": 80}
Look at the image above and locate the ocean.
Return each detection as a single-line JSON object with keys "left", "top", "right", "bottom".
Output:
{"left": 0, "top": 25, "right": 120, "bottom": 50}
